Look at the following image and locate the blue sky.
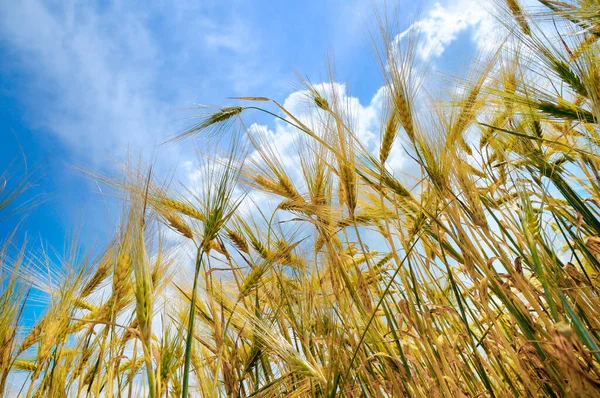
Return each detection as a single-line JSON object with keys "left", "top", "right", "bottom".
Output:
{"left": 0, "top": 0, "right": 497, "bottom": 257}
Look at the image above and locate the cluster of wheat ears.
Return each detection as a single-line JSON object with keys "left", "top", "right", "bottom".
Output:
{"left": 2, "top": 0, "right": 600, "bottom": 397}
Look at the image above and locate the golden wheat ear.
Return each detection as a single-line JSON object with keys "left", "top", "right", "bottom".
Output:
{"left": 165, "top": 105, "right": 245, "bottom": 144}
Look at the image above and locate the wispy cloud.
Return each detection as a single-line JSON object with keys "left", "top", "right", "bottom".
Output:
{"left": 1, "top": 1, "right": 163, "bottom": 161}
{"left": 0, "top": 0, "right": 277, "bottom": 167}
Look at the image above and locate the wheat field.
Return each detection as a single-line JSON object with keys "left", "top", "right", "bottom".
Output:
{"left": 2, "top": 0, "right": 600, "bottom": 397}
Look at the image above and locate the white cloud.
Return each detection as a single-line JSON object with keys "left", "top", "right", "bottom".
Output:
{"left": 176, "top": 82, "right": 390, "bottom": 223}
{"left": 282, "top": 82, "right": 383, "bottom": 149}
{"left": 218, "top": 81, "right": 413, "bottom": 217}
{"left": 396, "top": 0, "right": 498, "bottom": 60}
